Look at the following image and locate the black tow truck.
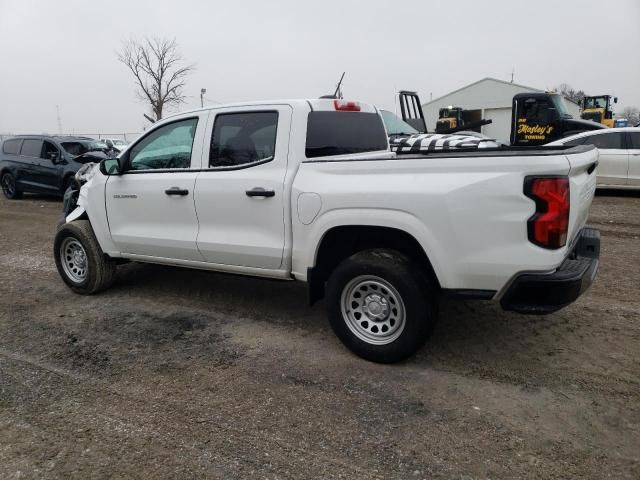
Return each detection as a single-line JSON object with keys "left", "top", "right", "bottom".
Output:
{"left": 510, "top": 92, "right": 604, "bottom": 145}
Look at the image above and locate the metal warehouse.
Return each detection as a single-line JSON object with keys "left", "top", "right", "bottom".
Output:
{"left": 421, "top": 77, "right": 581, "bottom": 143}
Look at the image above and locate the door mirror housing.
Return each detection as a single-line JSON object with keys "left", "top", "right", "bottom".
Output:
{"left": 48, "top": 151, "right": 60, "bottom": 163}
{"left": 100, "top": 157, "right": 121, "bottom": 176}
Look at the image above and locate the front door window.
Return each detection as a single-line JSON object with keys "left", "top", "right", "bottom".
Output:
{"left": 128, "top": 118, "right": 198, "bottom": 171}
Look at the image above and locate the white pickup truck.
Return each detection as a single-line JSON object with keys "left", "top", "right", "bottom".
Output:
{"left": 55, "top": 98, "right": 601, "bottom": 363}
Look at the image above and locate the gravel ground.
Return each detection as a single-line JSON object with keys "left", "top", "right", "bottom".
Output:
{"left": 0, "top": 191, "right": 638, "bottom": 479}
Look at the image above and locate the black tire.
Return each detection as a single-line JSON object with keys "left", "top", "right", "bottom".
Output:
{"left": 326, "top": 249, "right": 437, "bottom": 363}
{"left": 54, "top": 220, "right": 117, "bottom": 294}
{"left": 1, "top": 172, "right": 23, "bottom": 199}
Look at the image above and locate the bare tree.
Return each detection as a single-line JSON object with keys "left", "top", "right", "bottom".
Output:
{"left": 117, "top": 37, "right": 194, "bottom": 121}
{"left": 621, "top": 106, "right": 640, "bottom": 125}
{"left": 555, "top": 83, "right": 585, "bottom": 106}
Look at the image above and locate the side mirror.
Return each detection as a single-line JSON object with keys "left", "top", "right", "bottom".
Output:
{"left": 49, "top": 151, "right": 60, "bottom": 163}
{"left": 614, "top": 97, "right": 618, "bottom": 104}
{"left": 100, "top": 157, "right": 121, "bottom": 176}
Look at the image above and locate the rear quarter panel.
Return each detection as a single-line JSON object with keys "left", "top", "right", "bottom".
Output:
{"left": 292, "top": 152, "right": 588, "bottom": 292}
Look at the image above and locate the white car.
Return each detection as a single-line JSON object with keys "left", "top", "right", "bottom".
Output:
{"left": 547, "top": 127, "right": 640, "bottom": 189}
{"left": 54, "top": 98, "right": 600, "bottom": 363}
{"left": 101, "top": 138, "right": 130, "bottom": 153}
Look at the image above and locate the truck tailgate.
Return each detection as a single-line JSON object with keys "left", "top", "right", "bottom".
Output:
{"left": 566, "top": 146, "right": 599, "bottom": 248}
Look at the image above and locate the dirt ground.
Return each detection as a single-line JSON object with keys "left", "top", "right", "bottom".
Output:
{"left": 0, "top": 191, "right": 638, "bottom": 479}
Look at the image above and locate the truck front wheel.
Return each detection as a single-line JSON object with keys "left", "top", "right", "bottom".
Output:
{"left": 54, "top": 220, "right": 117, "bottom": 294}
{"left": 326, "top": 249, "right": 437, "bottom": 363}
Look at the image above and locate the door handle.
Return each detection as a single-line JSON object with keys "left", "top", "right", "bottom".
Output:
{"left": 165, "top": 187, "right": 189, "bottom": 196}
{"left": 246, "top": 187, "right": 275, "bottom": 198}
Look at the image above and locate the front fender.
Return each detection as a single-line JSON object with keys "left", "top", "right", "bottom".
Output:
{"left": 66, "top": 205, "right": 86, "bottom": 224}
{"left": 56, "top": 205, "right": 86, "bottom": 229}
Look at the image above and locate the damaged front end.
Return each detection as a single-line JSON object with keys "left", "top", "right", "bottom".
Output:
{"left": 59, "top": 162, "right": 99, "bottom": 226}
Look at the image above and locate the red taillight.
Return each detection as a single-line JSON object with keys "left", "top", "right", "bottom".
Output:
{"left": 334, "top": 100, "right": 361, "bottom": 112}
{"left": 525, "top": 176, "right": 570, "bottom": 249}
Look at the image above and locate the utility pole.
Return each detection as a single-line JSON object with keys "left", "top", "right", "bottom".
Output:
{"left": 511, "top": 67, "right": 515, "bottom": 83}
{"left": 56, "top": 105, "right": 63, "bottom": 134}
{"left": 200, "top": 88, "right": 207, "bottom": 108}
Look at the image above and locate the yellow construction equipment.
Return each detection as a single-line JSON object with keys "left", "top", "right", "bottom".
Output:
{"left": 435, "top": 106, "right": 464, "bottom": 133}
{"left": 581, "top": 95, "right": 617, "bottom": 128}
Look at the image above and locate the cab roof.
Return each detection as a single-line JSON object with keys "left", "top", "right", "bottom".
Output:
{"left": 164, "top": 99, "right": 379, "bottom": 120}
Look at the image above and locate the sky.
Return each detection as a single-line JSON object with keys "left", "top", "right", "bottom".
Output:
{"left": 0, "top": 0, "right": 638, "bottom": 135}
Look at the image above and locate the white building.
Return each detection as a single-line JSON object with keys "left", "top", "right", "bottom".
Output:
{"left": 421, "top": 77, "right": 581, "bottom": 143}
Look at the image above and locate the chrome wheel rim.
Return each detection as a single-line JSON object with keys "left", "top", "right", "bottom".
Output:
{"left": 340, "top": 275, "right": 406, "bottom": 345}
{"left": 60, "top": 238, "right": 88, "bottom": 283}
{"left": 1, "top": 175, "right": 15, "bottom": 197}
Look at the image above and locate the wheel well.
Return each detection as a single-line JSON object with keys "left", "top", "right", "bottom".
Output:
{"left": 62, "top": 173, "right": 76, "bottom": 191}
{"left": 308, "top": 225, "right": 440, "bottom": 304}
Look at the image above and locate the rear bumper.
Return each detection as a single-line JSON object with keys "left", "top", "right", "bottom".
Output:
{"left": 500, "top": 227, "right": 600, "bottom": 314}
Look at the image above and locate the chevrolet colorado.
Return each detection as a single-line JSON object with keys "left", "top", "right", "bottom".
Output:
{"left": 54, "top": 98, "right": 601, "bottom": 363}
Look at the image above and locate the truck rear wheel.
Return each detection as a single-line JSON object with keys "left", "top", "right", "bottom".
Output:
{"left": 54, "top": 220, "right": 117, "bottom": 294}
{"left": 326, "top": 249, "right": 437, "bottom": 363}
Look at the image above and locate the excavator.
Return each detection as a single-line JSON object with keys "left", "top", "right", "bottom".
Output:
{"left": 580, "top": 95, "right": 617, "bottom": 128}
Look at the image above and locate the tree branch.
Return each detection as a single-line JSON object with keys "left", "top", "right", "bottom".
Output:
{"left": 117, "top": 36, "right": 195, "bottom": 120}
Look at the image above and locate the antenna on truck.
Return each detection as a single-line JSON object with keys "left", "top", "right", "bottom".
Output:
{"left": 319, "top": 72, "right": 346, "bottom": 99}
{"left": 333, "top": 72, "right": 345, "bottom": 99}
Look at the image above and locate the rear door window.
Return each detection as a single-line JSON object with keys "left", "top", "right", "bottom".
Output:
{"left": 2, "top": 139, "right": 21, "bottom": 154}
{"left": 20, "top": 139, "right": 43, "bottom": 157}
{"left": 627, "top": 132, "right": 640, "bottom": 149}
{"left": 209, "top": 111, "right": 278, "bottom": 168}
{"left": 305, "top": 112, "right": 388, "bottom": 158}
{"left": 582, "top": 133, "right": 623, "bottom": 149}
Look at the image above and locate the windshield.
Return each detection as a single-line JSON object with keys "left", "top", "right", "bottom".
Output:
{"left": 550, "top": 95, "right": 571, "bottom": 118}
{"left": 584, "top": 97, "right": 608, "bottom": 109}
{"left": 380, "top": 110, "right": 419, "bottom": 136}
{"left": 439, "top": 108, "right": 459, "bottom": 119}
{"left": 61, "top": 141, "right": 107, "bottom": 156}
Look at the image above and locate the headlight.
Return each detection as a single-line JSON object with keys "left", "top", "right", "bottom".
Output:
{"left": 75, "top": 162, "right": 98, "bottom": 185}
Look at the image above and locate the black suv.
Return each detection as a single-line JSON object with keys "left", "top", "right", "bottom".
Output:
{"left": 0, "top": 135, "right": 108, "bottom": 199}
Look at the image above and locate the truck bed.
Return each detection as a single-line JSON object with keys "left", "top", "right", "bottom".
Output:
{"left": 303, "top": 145, "right": 596, "bottom": 162}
